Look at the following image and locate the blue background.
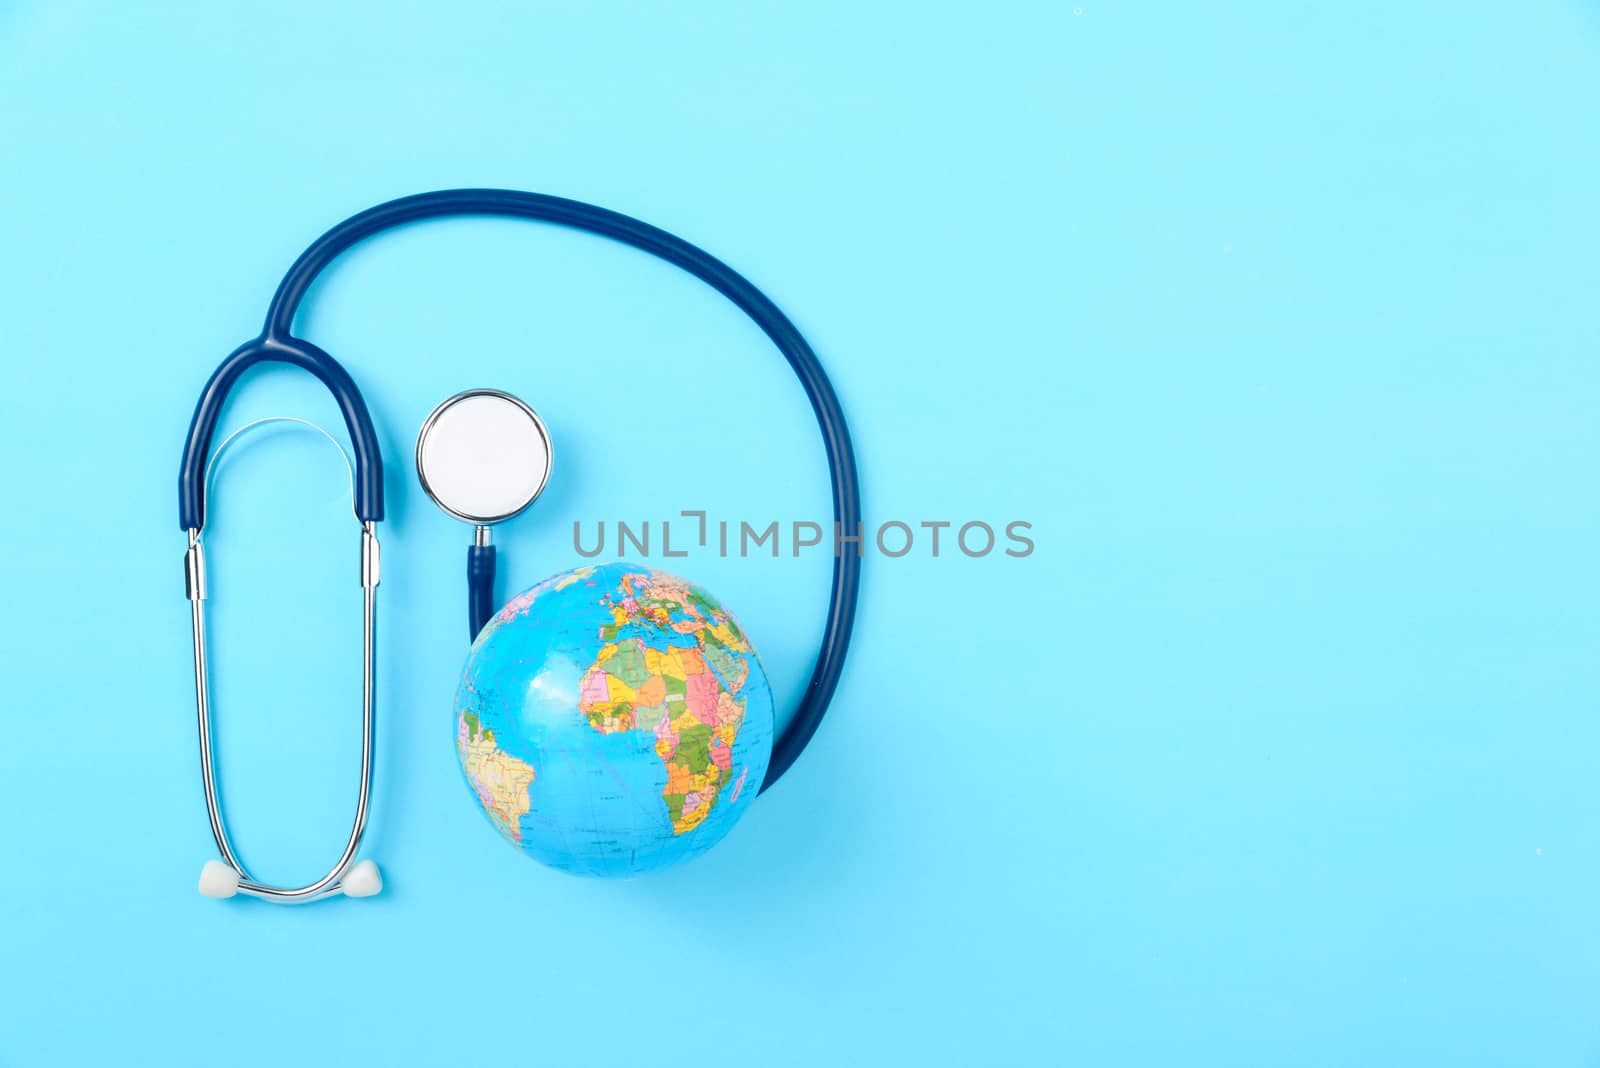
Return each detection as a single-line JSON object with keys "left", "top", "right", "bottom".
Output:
{"left": 1, "top": 2, "right": 1598, "bottom": 1064}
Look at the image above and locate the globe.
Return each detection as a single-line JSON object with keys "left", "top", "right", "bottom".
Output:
{"left": 454, "top": 561, "right": 775, "bottom": 876}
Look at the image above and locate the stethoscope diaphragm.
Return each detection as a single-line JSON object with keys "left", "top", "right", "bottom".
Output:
{"left": 415, "top": 389, "right": 552, "bottom": 526}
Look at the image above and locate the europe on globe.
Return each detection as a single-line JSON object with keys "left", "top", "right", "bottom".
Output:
{"left": 454, "top": 562, "right": 774, "bottom": 876}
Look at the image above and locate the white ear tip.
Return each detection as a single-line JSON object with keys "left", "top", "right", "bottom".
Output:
{"left": 198, "top": 860, "right": 240, "bottom": 898}
{"left": 341, "top": 859, "right": 382, "bottom": 898}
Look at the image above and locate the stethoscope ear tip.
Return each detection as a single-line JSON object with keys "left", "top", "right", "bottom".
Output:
{"left": 196, "top": 858, "right": 382, "bottom": 900}
{"left": 340, "top": 859, "right": 383, "bottom": 898}
{"left": 198, "top": 859, "right": 240, "bottom": 899}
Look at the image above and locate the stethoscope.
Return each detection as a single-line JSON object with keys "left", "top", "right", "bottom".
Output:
{"left": 180, "top": 189, "right": 861, "bottom": 903}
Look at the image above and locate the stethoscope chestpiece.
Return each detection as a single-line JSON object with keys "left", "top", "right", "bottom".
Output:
{"left": 415, "top": 388, "right": 553, "bottom": 528}
{"left": 416, "top": 388, "right": 554, "bottom": 638}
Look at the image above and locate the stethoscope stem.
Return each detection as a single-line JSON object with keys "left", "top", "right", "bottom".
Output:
{"left": 467, "top": 529, "right": 497, "bottom": 640}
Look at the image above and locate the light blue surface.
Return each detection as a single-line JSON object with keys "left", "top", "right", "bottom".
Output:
{"left": 1, "top": 2, "right": 1598, "bottom": 1064}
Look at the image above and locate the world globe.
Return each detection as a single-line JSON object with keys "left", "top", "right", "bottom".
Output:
{"left": 454, "top": 562, "right": 775, "bottom": 876}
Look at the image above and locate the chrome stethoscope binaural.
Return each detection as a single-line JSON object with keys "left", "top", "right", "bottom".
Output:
{"left": 179, "top": 190, "right": 861, "bottom": 903}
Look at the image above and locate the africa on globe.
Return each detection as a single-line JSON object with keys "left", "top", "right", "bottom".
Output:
{"left": 454, "top": 562, "right": 774, "bottom": 876}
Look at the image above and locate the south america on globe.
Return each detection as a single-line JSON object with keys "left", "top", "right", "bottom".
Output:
{"left": 455, "top": 562, "right": 775, "bottom": 876}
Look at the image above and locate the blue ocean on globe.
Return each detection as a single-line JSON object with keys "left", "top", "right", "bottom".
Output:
{"left": 454, "top": 561, "right": 774, "bottom": 877}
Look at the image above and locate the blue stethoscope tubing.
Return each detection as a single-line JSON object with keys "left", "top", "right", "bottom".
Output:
{"left": 179, "top": 189, "right": 861, "bottom": 794}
